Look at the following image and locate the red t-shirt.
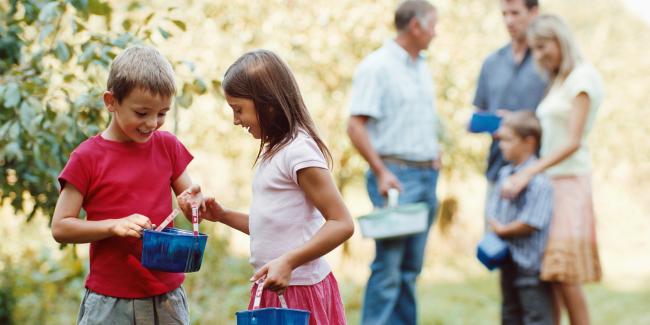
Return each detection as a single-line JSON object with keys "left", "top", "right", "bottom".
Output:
{"left": 58, "top": 131, "right": 193, "bottom": 298}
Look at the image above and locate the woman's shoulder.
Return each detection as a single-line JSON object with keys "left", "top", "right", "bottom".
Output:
{"left": 567, "top": 62, "right": 603, "bottom": 84}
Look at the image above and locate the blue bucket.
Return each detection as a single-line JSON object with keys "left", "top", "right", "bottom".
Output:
{"left": 141, "top": 228, "right": 208, "bottom": 273}
{"left": 236, "top": 308, "right": 310, "bottom": 325}
{"left": 477, "top": 231, "right": 509, "bottom": 270}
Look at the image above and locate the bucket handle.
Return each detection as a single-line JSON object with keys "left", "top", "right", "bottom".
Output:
{"left": 250, "top": 275, "right": 289, "bottom": 324}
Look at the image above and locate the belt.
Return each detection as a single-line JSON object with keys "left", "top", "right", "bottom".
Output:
{"left": 381, "top": 156, "right": 433, "bottom": 169}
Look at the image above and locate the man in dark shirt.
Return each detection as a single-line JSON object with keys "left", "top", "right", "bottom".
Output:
{"left": 473, "top": 0, "right": 547, "bottom": 221}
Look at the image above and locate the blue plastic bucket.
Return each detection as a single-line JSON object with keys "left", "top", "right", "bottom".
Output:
{"left": 236, "top": 308, "right": 310, "bottom": 325}
{"left": 477, "top": 231, "right": 509, "bottom": 270}
{"left": 141, "top": 228, "right": 208, "bottom": 273}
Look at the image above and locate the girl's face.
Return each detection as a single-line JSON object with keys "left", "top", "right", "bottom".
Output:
{"left": 531, "top": 38, "right": 562, "bottom": 72}
{"left": 226, "top": 94, "right": 261, "bottom": 139}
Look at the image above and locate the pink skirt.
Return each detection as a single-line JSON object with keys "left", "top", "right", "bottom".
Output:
{"left": 247, "top": 272, "right": 347, "bottom": 325}
{"left": 540, "top": 175, "right": 602, "bottom": 283}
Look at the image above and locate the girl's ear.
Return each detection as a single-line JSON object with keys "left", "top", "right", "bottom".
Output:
{"left": 103, "top": 91, "right": 116, "bottom": 113}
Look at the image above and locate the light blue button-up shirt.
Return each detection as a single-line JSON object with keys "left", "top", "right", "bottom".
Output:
{"left": 348, "top": 39, "right": 439, "bottom": 161}
{"left": 486, "top": 156, "right": 554, "bottom": 273}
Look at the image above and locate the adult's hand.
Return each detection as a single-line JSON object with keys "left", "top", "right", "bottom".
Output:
{"left": 500, "top": 171, "right": 532, "bottom": 200}
{"left": 377, "top": 170, "right": 403, "bottom": 196}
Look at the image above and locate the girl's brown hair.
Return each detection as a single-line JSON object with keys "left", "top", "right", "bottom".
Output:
{"left": 222, "top": 49, "right": 332, "bottom": 168}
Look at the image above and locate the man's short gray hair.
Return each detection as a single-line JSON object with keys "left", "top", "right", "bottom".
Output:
{"left": 395, "top": 0, "right": 436, "bottom": 32}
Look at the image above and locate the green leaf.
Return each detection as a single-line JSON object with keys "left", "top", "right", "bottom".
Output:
{"left": 168, "top": 6, "right": 181, "bottom": 11}
{"left": 4, "top": 83, "right": 21, "bottom": 108}
{"left": 4, "top": 142, "right": 24, "bottom": 161}
{"left": 38, "top": 2, "right": 61, "bottom": 23}
{"left": 28, "top": 114, "right": 44, "bottom": 135}
{"left": 87, "top": 0, "right": 112, "bottom": 16}
{"left": 78, "top": 44, "right": 97, "bottom": 64}
{"left": 8, "top": 121, "right": 20, "bottom": 139}
{"left": 27, "top": 97, "right": 44, "bottom": 114}
{"left": 70, "top": 18, "right": 86, "bottom": 35}
{"left": 39, "top": 24, "right": 54, "bottom": 43}
{"left": 193, "top": 77, "right": 207, "bottom": 95}
{"left": 144, "top": 13, "right": 155, "bottom": 25}
{"left": 19, "top": 101, "right": 37, "bottom": 129}
{"left": 110, "top": 33, "right": 132, "bottom": 47}
{"left": 92, "top": 59, "right": 109, "bottom": 69}
{"left": 172, "top": 20, "right": 186, "bottom": 31}
{"left": 70, "top": 0, "right": 89, "bottom": 11}
{"left": 122, "top": 19, "right": 132, "bottom": 31}
{"left": 180, "top": 60, "right": 195, "bottom": 72}
{"left": 177, "top": 84, "right": 193, "bottom": 108}
{"left": 0, "top": 121, "right": 12, "bottom": 138}
{"left": 55, "top": 41, "right": 71, "bottom": 63}
{"left": 158, "top": 26, "right": 171, "bottom": 39}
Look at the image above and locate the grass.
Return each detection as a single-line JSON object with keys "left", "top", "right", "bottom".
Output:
{"left": 341, "top": 273, "right": 650, "bottom": 325}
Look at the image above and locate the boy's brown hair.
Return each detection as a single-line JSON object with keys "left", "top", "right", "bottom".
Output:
{"left": 107, "top": 45, "right": 176, "bottom": 103}
{"left": 500, "top": 110, "right": 542, "bottom": 150}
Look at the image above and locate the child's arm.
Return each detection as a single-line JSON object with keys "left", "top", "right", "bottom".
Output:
{"left": 171, "top": 169, "right": 206, "bottom": 222}
{"left": 200, "top": 196, "right": 251, "bottom": 234}
{"left": 488, "top": 218, "right": 536, "bottom": 238}
{"left": 51, "top": 182, "right": 154, "bottom": 243}
{"left": 251, "top": 167, "right": 355, "bottom": 295}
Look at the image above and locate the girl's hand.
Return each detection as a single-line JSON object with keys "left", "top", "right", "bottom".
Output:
{"left": 110, "top": 214, "right": 153, "bottom": 239}
{"left": 500, "top": 171, "right": 532, "bottom": 200}
{"left": 198, "top": 196, "right": 227, "bottom": 222}
{"left": 250, "top": 256, "right": 293, "bottom": 295}
{"left": 177, "top": 184, "right": 206, "bottom": 217}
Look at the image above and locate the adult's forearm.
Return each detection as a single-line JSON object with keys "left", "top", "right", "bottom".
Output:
{"left": 347, "top": 117, "right": 387, "bottom": 176}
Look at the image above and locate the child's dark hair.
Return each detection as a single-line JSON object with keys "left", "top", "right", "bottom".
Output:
{"left": 500, "top": 110, "right": 542, "bottom": 151}
{"left": 222, "top": 49, "right": 332, "bottom": 168}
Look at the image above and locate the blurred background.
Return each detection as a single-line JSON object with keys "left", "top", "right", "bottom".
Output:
{"left": 1, "top": 0, "right": 649, "bottom": 323}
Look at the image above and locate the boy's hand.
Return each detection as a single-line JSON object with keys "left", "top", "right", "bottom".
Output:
{"left": 110, "top": 214, "right": 153, "bottom": 239}
{"left": 177, "top": 184, "right": 206, "bottom": 218}
{"left": 250, "top": 256, "right": 293, "bottom": 295}
{"left": 488, "top": 218, "right": 503, "bottom": 237}
{"left": 200, "top": 196, "right": 227, "bottom": 222}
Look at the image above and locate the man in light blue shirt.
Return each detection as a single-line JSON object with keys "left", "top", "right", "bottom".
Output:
{"left": 347, "top": 1, "right": 441, "bottom": 324}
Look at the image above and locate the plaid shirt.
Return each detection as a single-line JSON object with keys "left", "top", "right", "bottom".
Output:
{"left": 487, "top": 156, "right": 554, "bottom": 273}
{"left": 348, "top": 39, "right": 440, "bottom": 161}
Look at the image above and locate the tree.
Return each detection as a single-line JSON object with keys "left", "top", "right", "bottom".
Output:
{"left": 0, "top": 0, "right": 212, "bottom": 223}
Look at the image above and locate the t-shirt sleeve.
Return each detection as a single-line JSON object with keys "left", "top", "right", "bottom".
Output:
{"left": 473, "top": 62, "right": 488, "bottom": 110}
{"left": 565, "top": 66, "right": 601, "bottom": 103}
{"left": 517, "top": 176, "right": 554, "bottom": 230}
{"left": 169, "top": 134, "right": 194, "bottom": 182}
{"left": 348, "top": 63, "right": 384, "bottom": 119}
{"left": 285, "top": 137, "right": 329, "bottom": 185}
{"left": 58, "top": 152, "right": 91, "bottom": 196}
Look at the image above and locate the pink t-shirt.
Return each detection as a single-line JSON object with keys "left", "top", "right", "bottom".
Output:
{"left": 58, "top": 131, "right": 193, "bottom": 298}
{"left": 249, "top": 131, "right": 332, "bottom": 285}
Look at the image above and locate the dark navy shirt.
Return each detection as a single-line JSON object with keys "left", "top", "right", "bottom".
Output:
{"left": 473, "top": 44, "right": 548, "bottom": 181}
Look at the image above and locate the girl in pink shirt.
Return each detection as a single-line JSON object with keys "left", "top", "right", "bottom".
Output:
{"left": 188, "top": 50, "right": 353, "bottom": 324}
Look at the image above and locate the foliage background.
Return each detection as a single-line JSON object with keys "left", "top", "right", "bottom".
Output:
{"left": 1, "top": 0, "right": 649, "bottom": 323}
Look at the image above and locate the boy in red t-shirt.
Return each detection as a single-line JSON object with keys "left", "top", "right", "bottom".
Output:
{"left": 52, "top": 45, "right": 203, "bottom": 325}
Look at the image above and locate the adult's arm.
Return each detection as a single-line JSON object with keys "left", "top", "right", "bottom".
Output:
{"left": 501, "top": 92, "right": 590, "bottom": 199}
{"left": 347, "top": 115, "right": 403, "bottom": 194}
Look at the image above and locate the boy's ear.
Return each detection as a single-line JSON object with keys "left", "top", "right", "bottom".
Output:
{"left": 103, "top": 91, "right": 116, "bottom": 112}
{"left": 524, "top": 135, "right": 537, "bottom": 149}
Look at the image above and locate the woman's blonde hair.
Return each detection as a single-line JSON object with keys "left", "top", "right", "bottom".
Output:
{"left": 527, "top": 14, "right": 584, "bottom": 83}
{"left": 222, "top": 50, "right": 332, "bottom": 168}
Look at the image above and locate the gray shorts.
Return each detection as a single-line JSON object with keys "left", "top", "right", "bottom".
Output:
{"left": 76, "top": 286, "right": 190, "bottom": 325}
{"left": 500, "top": 260, "right": 553, "bottom": 325}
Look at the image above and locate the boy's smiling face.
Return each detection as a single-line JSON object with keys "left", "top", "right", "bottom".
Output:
{"left": 103, "top": 88, "right": 172, "bottom": 143}
{"left": 225, "top": 94, "right": 261, "bottom": 140}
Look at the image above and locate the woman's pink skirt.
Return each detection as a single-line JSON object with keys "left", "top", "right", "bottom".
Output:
{"left": 248, "top": 272, "right": 347, "bottom": 325}
{"left": 541, "top": 175, "right": 602, "bottom": 283}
